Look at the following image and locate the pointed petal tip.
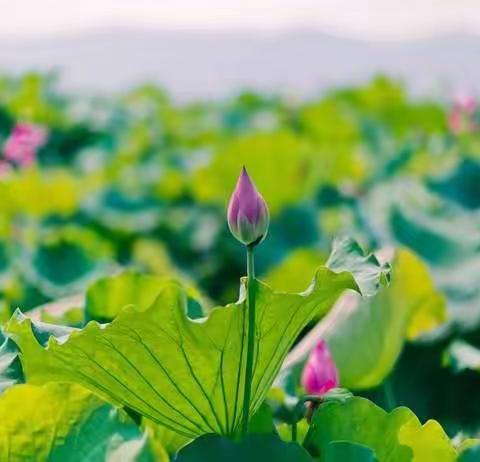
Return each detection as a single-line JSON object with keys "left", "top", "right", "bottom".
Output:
{"left": 240, "top": 165, "right": 250, "bottom": 179}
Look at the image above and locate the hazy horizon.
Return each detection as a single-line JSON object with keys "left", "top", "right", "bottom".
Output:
{"left": 1, "top": 24, "right": 480, "bottom": 44}
{"left": 1, "top": 27, "right": 478, "bottom": 100}
{"left": 2, "top": 0, "right": 480, "bottom": 41}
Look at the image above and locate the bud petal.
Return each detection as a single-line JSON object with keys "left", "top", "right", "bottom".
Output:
{"left": 227, "top": 167, "right": 269, "bottom": 246}
{"left": 301, "top": 340, "right": 339, "bottom": 395}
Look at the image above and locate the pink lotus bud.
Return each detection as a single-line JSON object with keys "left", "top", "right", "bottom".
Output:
{"left": 3, "top": 123, "right": 47, "bottom": 167}
{"left": 227, "top": 167, "right": 269, "bottom": 246}
{"left": 301, "top": 340, "right": 339, "bottom": 395}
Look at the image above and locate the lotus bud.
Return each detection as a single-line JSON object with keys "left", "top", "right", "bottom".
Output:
{"left": 227, "top": 167, "right": 269, "bottom": 247}
{"left": 301, "top": 340, "right": 339, "bottom": 395}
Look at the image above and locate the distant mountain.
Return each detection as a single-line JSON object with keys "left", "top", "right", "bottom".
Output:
{"left": 0, "top": 28, "right": 478, "bottom": 100}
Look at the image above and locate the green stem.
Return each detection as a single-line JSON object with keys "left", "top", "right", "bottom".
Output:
{"left": 291, "top": 395, "right": 323, "bottom": 442}
{"left": 382, "top": 376, "right": 396, "bottom": 411}
{"left": 241, "top": 245, "right": 256, "bottom": 437}
{"left": 291, "top": 419, "right": 297, "bottom": 442}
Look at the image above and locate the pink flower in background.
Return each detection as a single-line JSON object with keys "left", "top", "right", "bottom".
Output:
{"left": 3, "top": 123, "right": 47, "bottom": 167}
{"left": 455, "top": 94, "right": 476, "bottom": 114}
{"left": 301, "top": 340, "right": 339, "bottom": 395}
{"left": 449, "top": 94, "right": 478, "bottom": 135}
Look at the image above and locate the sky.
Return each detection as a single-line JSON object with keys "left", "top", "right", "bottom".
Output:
{"left": 2, "top": 0, "right": 480, "bottom": 41}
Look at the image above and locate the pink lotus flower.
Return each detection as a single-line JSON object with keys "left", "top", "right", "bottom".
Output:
{"left": 3, "top": 123, "right": 47, "bottom": 167}
{"left": 227, "top": 166, "right": 269, "bottom": 246}
{"left": 301, "top": 340, "right": 339, "bottom": 395}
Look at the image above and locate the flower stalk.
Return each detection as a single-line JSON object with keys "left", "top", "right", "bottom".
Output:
{"left": 291, "top": 395, "right": 323, "bottom": 442}
{"left": 241, "top": 244, "right": 256, "bottom": 437}
{"left": 227, "top": 166, "right": 269, "bottom": 438}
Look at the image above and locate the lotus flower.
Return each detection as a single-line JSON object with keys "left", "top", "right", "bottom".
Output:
{"left": 227, "top": 167, "right": 269, "bottom": 246}
{"left": 302, "top": 340, "right": 339, "bottom": 395}
{"left": 3, "top": 123, "right": 47, "bottom": 167}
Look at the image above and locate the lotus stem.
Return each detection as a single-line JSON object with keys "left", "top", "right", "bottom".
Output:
{"left": 241, "top": 244, "right": 256, "bottom": 437}
{"left": 291, "top": 395, "right": 324, "bottom": 442}
{"left": 382, "top": 376, "right": 396, "bottom": 411}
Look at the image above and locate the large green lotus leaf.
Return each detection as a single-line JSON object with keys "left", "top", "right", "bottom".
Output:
{"left": 174, "top": 433, "right": 313, "bottom": 462}
{"left": 6, "top": 239, "right": 387, "bottom": 438}
{"left": 304, "top": 397, "right": 456, "bottom": 462}
{"left": 85, "top": 271, "right": 205, "bottom": 322}
{"left": 0, "top": 383, "right": 159, "bottom": 462}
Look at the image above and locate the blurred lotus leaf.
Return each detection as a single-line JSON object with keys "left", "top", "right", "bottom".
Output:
{"left": 0, "top": 169, "right": 81, "bottom": 218}
{"left": 364, "top": 179, "right": 480, "bottom": 330}
{"left": 83, "top": 187, "right": 164, "bottom": 233}
{"left": 191, "top": 131, "right": 318, "bottom": 215}
{"left": 19, "top": 226, "right": 114, "bottom": 299}
{"left": 445, "top": 340, "right": 480, "bottom": 373}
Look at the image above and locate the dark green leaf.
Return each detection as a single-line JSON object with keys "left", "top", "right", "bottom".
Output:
{"left": 326, "top": 441, "right": 378, "bottom": 462}
{"left": 174, "top": 434, "right": 313, "bottom": 462}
